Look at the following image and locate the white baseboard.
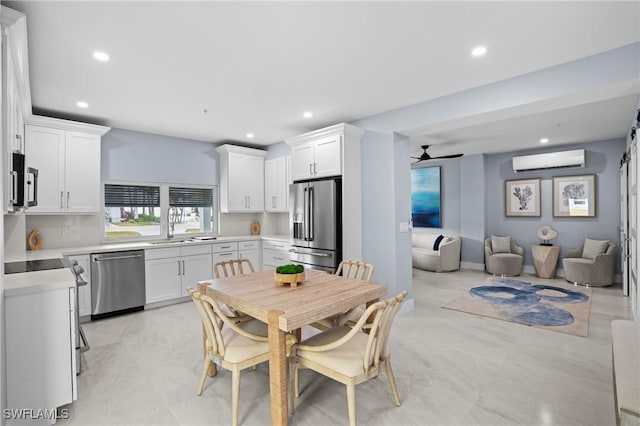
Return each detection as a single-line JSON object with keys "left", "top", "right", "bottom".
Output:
{"left": 460, "top": 262, "right": 485, "bottom": 271}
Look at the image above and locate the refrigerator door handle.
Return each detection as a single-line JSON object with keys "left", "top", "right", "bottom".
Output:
{"left": 308, "top": 186, "right": 314, "bottom": 241}
{"left": 303, "top": 187, "right": 309, "bottom": 241}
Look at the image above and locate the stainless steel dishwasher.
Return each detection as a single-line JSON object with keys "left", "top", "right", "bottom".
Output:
{"left": 91, "top": 250, "right": 145, "bottom": 319}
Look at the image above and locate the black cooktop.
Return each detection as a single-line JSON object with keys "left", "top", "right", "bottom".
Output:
{"left": 5, "top": 258, "right": 68, "bottom": 274}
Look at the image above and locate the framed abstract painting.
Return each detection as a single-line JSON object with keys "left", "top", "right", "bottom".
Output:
{"left": 552, "top": 174, "right": 596, "bottom": 217}
{"left": 504, "top": 178, "right": 541, "bottom": 217}
{"left": 411, "top": 166, "right": 441, "bottom": 228}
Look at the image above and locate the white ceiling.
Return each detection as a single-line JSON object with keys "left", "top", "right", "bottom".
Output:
{"left": 5, "top": 1, "right": 640, "bottom": 156}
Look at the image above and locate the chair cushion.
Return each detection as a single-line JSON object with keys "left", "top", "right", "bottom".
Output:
{"left": 582, "top": 239, "right": 609, "bottom": 260}
{"left": 491, "top": 235, "right": 511, "bottom": 253}
{"left": 219, "top": 322, "right": 269, "bottom": 363}
{"left": 297, "top": 326, "right": 372, "bottom": 378}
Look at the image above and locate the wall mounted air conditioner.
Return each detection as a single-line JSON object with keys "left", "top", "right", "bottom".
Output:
{"left": 512, "top": 149, "right": 585, "bottom": 172}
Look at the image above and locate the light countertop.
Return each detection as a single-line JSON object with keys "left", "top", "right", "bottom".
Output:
{"left": 3, "top": 234, "right": 290, "bottom": 296}
{"left": 5, "top": 234, "right": 290, "bottom": 262}
{"left": 4, "top": 268, "right": 75, "bottom": 297}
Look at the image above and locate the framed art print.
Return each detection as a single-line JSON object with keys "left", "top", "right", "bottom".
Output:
{"left": 553, "top": 174, "right": 596, "bottom": 217}
{"left": 505, "top": 178, "right": 541, "bottom": 217}
{"left": 411, "top": 166, "right": 441, "bottom": 228}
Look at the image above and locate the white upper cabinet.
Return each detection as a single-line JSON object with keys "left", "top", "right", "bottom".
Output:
{"left": 264, "top": 156, "right": 290, "bottom": 212}
{"left": 217, "top": 144, "right": 266, "bottom": 212}
{"left": 286, "top": 123, "right": 363, "bottom": 182}
{"left": 290, "top": 134, "right": 341, "bottom": 181}
{"left": 25, "top": 116, "right": 110, "bottom": 214}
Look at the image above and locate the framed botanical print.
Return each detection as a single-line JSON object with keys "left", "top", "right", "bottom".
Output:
{"left": 553, "top": 174, "right": 596, "bottom": 217}
{"left": 504, "top": 178, "right": 541, "bottom": 217}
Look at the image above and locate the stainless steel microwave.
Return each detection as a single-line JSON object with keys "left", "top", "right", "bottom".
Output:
{"left": 11, "top": 152, "right": 38, "bottom": 209}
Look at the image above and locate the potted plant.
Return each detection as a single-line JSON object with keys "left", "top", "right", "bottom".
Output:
{"left": 275, "top": 264, "right": 305, "bottom": 287}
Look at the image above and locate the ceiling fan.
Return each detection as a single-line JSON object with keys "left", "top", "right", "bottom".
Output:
{"left": 411, "top": 145, "right": 463, "bottom": 163}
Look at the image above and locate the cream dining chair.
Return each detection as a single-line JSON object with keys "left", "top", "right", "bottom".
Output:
{"left": 214, "top": 258, "right": 255, "bottom": 278}
{"left": 213, "top": 258, "right": 256, "bottom": 319}
{"left": 312, "top": 260, "right": 374, "bottom": 330}
{"left": 290, "top": 291, "right": 407, "bottom": 426}
{"left": 188, "top": 288, "right": 291, "bottom": 426}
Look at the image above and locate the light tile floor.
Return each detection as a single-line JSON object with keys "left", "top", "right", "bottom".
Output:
{"left": 60, "top": 269, "right": 633, "bottom": 425}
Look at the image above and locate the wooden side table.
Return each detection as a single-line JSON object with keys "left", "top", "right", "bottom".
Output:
{"left": 532, "top": 245, "right": 560, "bottom": 278}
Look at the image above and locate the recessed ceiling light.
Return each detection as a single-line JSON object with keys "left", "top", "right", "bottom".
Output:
{"left": 303, "top": 111, "right": 313, "bottom": 119}
{"left": 93, "top": 51, "right": 110, "bottom": 62}
{"left": 540, "top": 138, "right": 549, "bottom": 144}
{"left": 76, "top": 101, "right": 89, "bottom": 108}
{"left": 246, "top": 133, "right": 254, "bottom": 139}
{"left": 471, "top": 46, "right": 487, "bottom": 57}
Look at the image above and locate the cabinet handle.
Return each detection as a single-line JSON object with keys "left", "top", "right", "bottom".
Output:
{"left": 272, "top": 196, "right": 276, "bottom": 209}
{"left": 273, "top": 256, "right": 284, "bottom": 261}
{"left": 182, "top": 260, "right": 185, "bottom": 275}
{"left": 60, "top": 191, "right": 64, "bottom": 209}
{"left": 66, "top": 191, "right": 70, "bottom": 209}
{"left": 220, "top": 245, "right": 231, "bottom": 249}
{"left": 309, "top": 163, "right": 313, "bottom": 175}
{"left": 16, "top": 134, "right": 23, "bottom": 152}
{"left": 314, "top": 163, "right": 317, "bottom": 175}
{"left": 10, "top": 171, "right": 17, "bottom": 204}
{"left": 247, "top": 196, "right": 251, "bottom": 209}
{"left": 177, "top": 260, "right": 181, "bottom": 276}
{"left": 219, "top": 252, "right": 233, "bottom": 257}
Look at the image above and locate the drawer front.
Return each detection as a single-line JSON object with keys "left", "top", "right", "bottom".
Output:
{"left": 145, "top": 247, "right": 181, "bottom": 260}
{"left": 238, "top": 240, "right": 260, "bottom": 250}
{"left": 263, "top": 240, "right": 291, "bottom": 251}
{"left": 263, "top": 249, "right": 289, "bottom": 267}
{"left": 212, "top": 251, "right": 238, "bottom": 264}
{"left": 181, "top": 244, "right": 212, "bottom": 257}
{"left": 212, "top": 242, "right": 238, "bottom": 254}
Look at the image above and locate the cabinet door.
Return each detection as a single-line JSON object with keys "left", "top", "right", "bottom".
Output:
{"left": 265, "top": 157, "right": 289, "bottom": 212}
{"left": 68, "top": 254, "right": 92, "bottom": 318}
{"left": 227, "top": 153, "right": 249, "bottom": 211}
{"left": 291, "top": 142, "right": 314, "bottom": 181}
{"left": 314, "top": 134, "right": 341, "bottom": 178}
{"left": 24, "top": 125, "right": 65, "bottom": 212}
{"left": 245, "top": 155, "right": 264, "bottom": 211}
{"left": 6, "top": 288, "right": 74, "bottom": 414}
{"left": 145, "top": 257, "right": 182, "bottom": 303}
{"left": 239, "top": 249, "right": 261, "bottom": 272}
{"left": 65, "top": 132, "right": 101, "bottom": 212}
{"left": 181, "top": 253, "right": 213, "bottom": 296}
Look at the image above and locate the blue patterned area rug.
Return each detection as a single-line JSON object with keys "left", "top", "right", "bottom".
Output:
{"left": 442, "top": 278, "right": 592, "bottom": 337}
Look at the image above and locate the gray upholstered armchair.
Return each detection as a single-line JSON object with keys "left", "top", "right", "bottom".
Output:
{"left": 562, "top": 239, "right": 616, "bottom": 287}
{"left": 484, "top": 236, "right": 524, "bottom": 276}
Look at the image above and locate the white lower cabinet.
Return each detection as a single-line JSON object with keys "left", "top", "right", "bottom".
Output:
{"left": 67, "top": 254, "right": 91, "bottom": 319}
{"left": 145, "top": 245, "right": 213, "bottom": 304}
{"left": 262, "top": 239, "right": 291, "bottom": 270}
{"left": 5, "top": 286, "right": 77, "bottom": 425}
{"left": 211, "top": 241, "right": 238, "bottom": 265}
{"left": 238, "top": 240, "right": 261, "bottom": 271}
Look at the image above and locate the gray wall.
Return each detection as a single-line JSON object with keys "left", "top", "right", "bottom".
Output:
{"left": 420, "top": 139, "right": 625, "bottom": 272}
{"left": 102, "top": 128, "right": 218, "bottom": 185}
{"left": 485, "top": 139, "right": 624, "bottom": 271}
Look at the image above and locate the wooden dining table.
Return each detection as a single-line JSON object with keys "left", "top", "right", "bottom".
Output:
{"left": 197, "top": 269, "right": 387, "bottom": 426}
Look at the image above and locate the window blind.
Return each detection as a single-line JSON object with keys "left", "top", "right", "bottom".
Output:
{"left": 104, "top": 184, "right": 160, "bottom": 207}
{"left": 169, "top": 187, "right": 213, "bottom": 207}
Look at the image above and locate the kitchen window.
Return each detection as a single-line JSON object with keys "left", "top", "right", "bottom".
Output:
{"left": 169, "top": 186, "right": 215, "bottom": 236}
{"left": 103, "top": 181, "right": 218, "bottom": 240}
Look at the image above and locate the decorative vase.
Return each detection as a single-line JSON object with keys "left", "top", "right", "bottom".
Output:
{"left": 274, "top": 271, "right": 305, "bottom": 288}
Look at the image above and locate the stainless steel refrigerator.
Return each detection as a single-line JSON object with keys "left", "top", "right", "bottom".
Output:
{"left": 289, "top": 178, "right": 341, "bottom": 272}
